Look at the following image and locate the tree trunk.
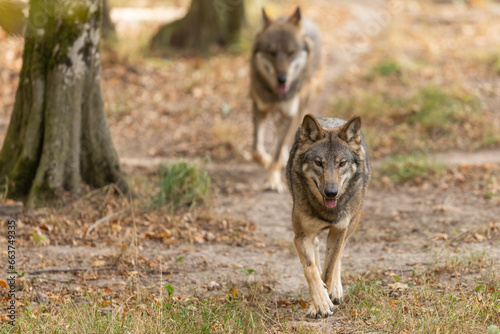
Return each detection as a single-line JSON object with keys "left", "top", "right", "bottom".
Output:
{"left": 101, "top": 0, "right": 115, "bottom": 38}
{"left": 0, "top": 0, "right": 129, "bottom": 209}
{"left": 150, "top": 0, "right": 245, "bottom": 52}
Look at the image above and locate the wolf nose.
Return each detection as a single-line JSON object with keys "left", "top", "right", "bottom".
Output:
{"left": 324, "top": 188, "right": 338, "bottom": 199}
{"left": 277, "top": 75, "right": 287, "bottom": 85}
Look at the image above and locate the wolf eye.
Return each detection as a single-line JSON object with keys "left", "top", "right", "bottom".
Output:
{"left": 339, "top": 161, "right": 347, "bottom": 167}
{"left": 315, "top": 160, "right": 322, "bottom": 167}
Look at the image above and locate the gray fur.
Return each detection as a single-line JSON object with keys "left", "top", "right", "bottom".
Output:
{"left": 286, "top": 114, "right": 371, "bottom": 318}
{"left": 250, "top": 17, "right": 322, "bottom": 104}
{"left": 250, "top": 7, "right": 324, "bottom": 192}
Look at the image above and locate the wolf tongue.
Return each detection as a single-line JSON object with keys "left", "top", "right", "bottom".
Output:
{"left": 277, "top": 85, "right": 287, "bottom": 93}
{"left": 324, "top": 198, "right": 337, "bottom": 208}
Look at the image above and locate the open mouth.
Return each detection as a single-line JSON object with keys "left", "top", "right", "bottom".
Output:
{"left": 323, "top": 197, "right": 337, "bottom": 208}
{"left": 277, "top": 84, "right": 287, "bottom": 94}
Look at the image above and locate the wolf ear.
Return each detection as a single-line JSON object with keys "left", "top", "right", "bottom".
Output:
{"left": 262, "top": 8, "right": 273, "bottom": 28}
{"left": 288, "top": 7, "right": 301, "bottom": 26}
{"left": 301, "top": 114, "right": 324, "bottom": 143}
{"left": 339, "top": 116, "right": 362, "bottom": 147}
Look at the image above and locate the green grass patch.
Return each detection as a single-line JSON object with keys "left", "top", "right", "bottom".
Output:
{"left": 330, "top": 84, "right": 494, "bottom": 155}
{"left": 154, "top": 160, "right": 211, "bottom": 211}
{"left": 368, "top": 59, "right": 402, "bottom": 78}
{"left": 378, "top": 153, "right": 445, "bottom": 183}
{"left": 10, "top": 294, "right": 270, "bottom": 333}
{"left": 407, "top": 86, "right": 482, "bottom": 136}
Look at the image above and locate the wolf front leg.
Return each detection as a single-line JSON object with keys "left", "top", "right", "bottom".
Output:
{"left": 322, "top": 227, "right": 348, "bottom": 305}
{"left": 265, "top": 114, "right": 294, "bottom": 192}
{"left": 326, "top": 213, "right": 362, "bottom": 304}
{"left": 314, "top": 236, "right": 321, "bottom": 275}
{"left": 294, "top": 234, "right": 334, "bottom": 318}
{"left": 252, "top": 103, "right": 272, "bottom": 168}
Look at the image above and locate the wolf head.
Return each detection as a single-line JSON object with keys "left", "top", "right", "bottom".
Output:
{"left": 253, "top": 7, "right": 310, "bottom": 96}
{"left": 297, "top": 114, "right": 366, "bottom": 209}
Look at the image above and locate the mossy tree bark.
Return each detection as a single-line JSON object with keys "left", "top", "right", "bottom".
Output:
{"left": 150, "top": 0, "right": 245, "bottom": 52}
{"left": 0, "top": 0, "right": 129, "bottom": 209}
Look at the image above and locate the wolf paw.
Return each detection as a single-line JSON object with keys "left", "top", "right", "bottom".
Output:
{"left": 252, "top": 150, "right": 272, "bottom": 168}
{"left": 329, "top": 294, "right": 342, "bottom": 305}
{"left": 265, "top": 170, "right": 285, "bottom": 193}
{"left": 306, "top": 289, "right": 334, "bottom": 318}
{"left": 329, "top": 283, "right": 343, "bottom": 305}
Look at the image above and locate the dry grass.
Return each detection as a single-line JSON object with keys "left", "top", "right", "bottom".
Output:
{"left": 6, "top": 260, "right": 499, "bottom": 333}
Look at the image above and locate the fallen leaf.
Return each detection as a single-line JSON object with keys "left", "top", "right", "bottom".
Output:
{"left": 0, "top": 280, "right": 7, "bottom": 288}
{"left": 473, "top": 233, "right": 485, "bottom": 241}
{"left": 434, "top": 233, "right": 448, "bottom": 240}
{"left": 91, "top": 260, "right": 106, "bottom": 267}
{"left": 193, "top": 233, "right": 205, "bottom": 244}
{"left": 145, "top": 231, "right": 172, "bottom": 240}
{"left": 299, "top": 299, "right": 308, "bottom": 308}
{"left": 389, "top": 300, "right": 398, "bottom": 308}
{"left": 39, "top": 224, "right": 52, "bottom": 232}
{"left": 32, "top": 231, "right": 47, "bottom": 245}
{"left": 388, "top": 282, "right": 409, "bottom": 290}
{"left": 277, "top": 299, "right": 291, "bottom": 307}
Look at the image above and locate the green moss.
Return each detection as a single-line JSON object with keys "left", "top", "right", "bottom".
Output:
{"left": 6, "top": 157, "right": 39, "bottom": 198}
{"left": 27, "top": 0, "right": 99, "bottom": 69}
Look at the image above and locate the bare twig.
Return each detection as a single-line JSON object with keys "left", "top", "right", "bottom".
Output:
{"left": 29, "top": 277, "right": 76, "bottom": 283}
{"left": 28, "top": 267, "right": 117, "bottom": 275}
{"left": 86, "top": 209, "right": 127, "bottom": 236}
{"left": 27, "top": 267, "right": 174, "bottom": 276}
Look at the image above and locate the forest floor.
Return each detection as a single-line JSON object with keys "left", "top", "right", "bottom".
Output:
{"left": 1, "top": 0, "right": 500, "bottom": 333}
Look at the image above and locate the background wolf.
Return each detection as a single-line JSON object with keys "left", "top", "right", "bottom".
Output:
{"left": 250, "top": 7, "right": 323, "bottom": 192}
{"left": 286, "top": 114, "right": 371, "bottom": 318}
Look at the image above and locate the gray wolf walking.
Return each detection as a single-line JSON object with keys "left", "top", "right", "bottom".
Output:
{"left": 250, "top": 7, "right": 323, "bottom": 192}
{"left": 286, "top": 114, "right": 371, "bottom": 318}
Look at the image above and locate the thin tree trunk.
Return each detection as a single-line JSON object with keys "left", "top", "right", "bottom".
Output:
{"left": 150, "top": 0, "right": 245, "bottom": 52}
{"left": 0, "top": 0, "right": 129, "bottom": 209}
{"left": 101, "top": 0, "right": 115, "bottom": 38}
